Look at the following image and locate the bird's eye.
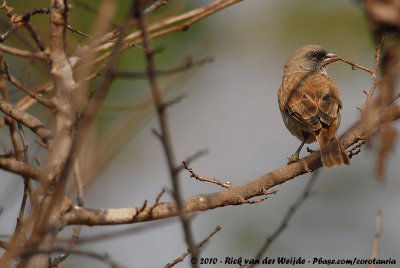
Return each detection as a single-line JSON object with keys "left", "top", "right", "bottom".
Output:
{"left": 308, "top": 51, "right": 327, "bottom": 62}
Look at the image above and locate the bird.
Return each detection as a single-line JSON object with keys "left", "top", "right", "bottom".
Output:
{"left": 277, "top": 45, "right": 350, "bottom": 168}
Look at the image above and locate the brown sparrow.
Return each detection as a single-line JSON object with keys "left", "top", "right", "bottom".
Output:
{"left": 278, "top": 45, "right": 350, "bottom": 168}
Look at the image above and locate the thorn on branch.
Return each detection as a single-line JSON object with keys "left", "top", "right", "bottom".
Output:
{"left": 182, "top": 161, "right": 232, "bottom": 189}
{"left": 132, "top": 200, "right": 148, "bottom": 222}
{"left": 149, "top": 188, "right": 166, "bottom": 216}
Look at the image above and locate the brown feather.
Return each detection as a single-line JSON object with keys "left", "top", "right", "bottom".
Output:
{"left": 278, "top": 45, "right": 350, "bottom": 168}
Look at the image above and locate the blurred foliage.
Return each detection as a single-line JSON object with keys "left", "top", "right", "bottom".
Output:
{"left": 0, "top": 0, "right": 212, "bottom": 179}
{"left": 273, "top": 0, "right": 373, "bottom": 60}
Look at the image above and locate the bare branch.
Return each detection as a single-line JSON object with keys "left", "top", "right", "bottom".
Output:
{"left": 0, "top": 43, "right": 47, "bottom": 60}
{"left": 368, "top": 209, "right": 383, "bottom": 268}
{"left": 246, "top": 171, "right": 320, "bottom": 268}
{"left": 164, "top": 225, "right": 222, "bottom": 268}
{"left": 0, "top": 157, "right": 42, "bottom": 181}
{"left": 0, "top": 98, "right": 53, "bottom": 144}
{"left": 7, "top": 73, "right": 55, "bottom": 109}
{"left": 71, "top": 219, "right": 176, "bottom": 245}
{"left": 338, "top": 58, "right": 375, "bottom": 76}
{"left": 149, "top": 188, "right": 166, "bottom": 216}
{"left": 63, "top": 106, "right": 400, "bottom": 226}
{"left": 144, "top": 0, "right": 169, "bottom": 16}
{"left": 183, "top": 161, "right": 232, "bottom": 189}
{"left": 21, "top": 248, "right": 122, "bottom": 268}
{"left": 49, "top": 225, "right": 81, "bottom": 268}
{"left": 66, "top": 24, "right": 90, "bottom": 38}
{"left": 133, "top": 0, "right": 199, "bottom": 265}
{"left": 113, "top": 56, "right": 214, "bottom": 79}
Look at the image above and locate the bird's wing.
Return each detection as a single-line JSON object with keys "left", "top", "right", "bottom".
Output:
{"left": 313, "top": 74, "right": 342, "bottom": 126}
{"left": 286, "top": 73, "right": 341, "bottom": 131}
{"left": 287, "top": 90, "right": 321, "bottom": 131}
{"left": 317, "top": 91, "right": 340, "bottom": 125}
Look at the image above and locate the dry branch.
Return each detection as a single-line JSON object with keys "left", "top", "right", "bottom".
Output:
{"left": 63, "top": 105, "right": 400, "bottom": 226}
{"left": 133, "top": 0, "right": 198, "bottom": 265}
{"left": 0, "top": 98, "right": 53, "bottom": 144}
{"left": 247, "top": 171, "right": 320, "bottom": 268}
{"left": 0, "top": 157, "right": 41, "bottom": 181}
{"left": 368, "top": 209, "right": 383, "bottom": 268}
{"left": 0, "top": 1, "right": 399, "bottom": 267}
{"left": 183, "top": 161, "right": 232, "bottom": 189}
{"left": 165, "top": 225, "right": 222, "bottom": 268}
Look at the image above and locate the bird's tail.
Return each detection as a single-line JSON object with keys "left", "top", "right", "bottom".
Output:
{"left": 316, "top": 126, "right": 350, "bottom": 168}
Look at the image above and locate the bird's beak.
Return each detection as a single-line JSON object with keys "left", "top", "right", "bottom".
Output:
{"left": 323, "top": 53, "right": 341, "bottom": 66}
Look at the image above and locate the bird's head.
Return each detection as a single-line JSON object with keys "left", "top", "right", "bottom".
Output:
{"left": 285, "top": 45, "right": 341, "bottom": 74}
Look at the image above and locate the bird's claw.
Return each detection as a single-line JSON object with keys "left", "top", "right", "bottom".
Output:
{"left": 287, "top": 153, "right": 300, "bottom": 165}
{"left": 306, "top": 147, "right": 315, "bottom": 154}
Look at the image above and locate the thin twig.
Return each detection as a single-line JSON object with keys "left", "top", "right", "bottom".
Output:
{"left": 21, "top": 248, "right": 122, "bottom": 268}
{"left": 7, "top": 73, "right": 55, "bottom": 109}
{"left": 70, "top": 218, "right": 176, "bottom": 245}
{"left": 183, "top": 161, "right": 232, "bottom": 189}
{"left": 164, "top": 225, "right": 222, "bottom": 268}
{"left": 49, "top": 225, "right": 81, "bottom": 267}
{"left": 182, "top": 149, "right": 209, "bottom": 167}
{"left": 242, "top": 190, "right": 277, "bottom": 204}
{"left": 74, "top": 0, "right": 120, "bottom": 28}
{"left": 63, "top": 106, "right": 400, "bottom": 226}
{"left": 246, "top": 171, "right": 320, "bottom": 268}
{"left": 133, "top": 1, "right": 199, "bottom": 266}
{"left": 113, "top": 56, "right": 214, "bottom": 79}
{"left": 338, "top": 58, "right": 375, "bottom": 76}
{"left": 149, "top": 188, "right": 166, "bottom": 216}
{"left": 163, "top": 94, "right": 186, "bottom": 109}
{"left": 0, "top": 43, "right": 47, "bottom": 60}
{"left": 0, "top": 97, "right": 53, "bottom": 144}
{"left": 66, "top": 24, "right": 90, "bottom": 38}
{"left": 390, "top": 91, "right": 400, "bottom": 104}
{"left": 73, "top": 157, "right": 85, "bottom": 207}
{"left": 146, "top": 0, "right": 242, "bottom": 42}
{"left": 368, "top": 210, "right": 383, "bottom": 268}
{"left": 49, "top": 157, "right": 85, "bottom": 267}
{"left": 175, "top": 149, "right": 209, "bottom": 172}
{"left": 338, "top": 56, "right": 378, "bottom": 106}
{"left": 144, "top": 0, "right": 169, "bottom": 16}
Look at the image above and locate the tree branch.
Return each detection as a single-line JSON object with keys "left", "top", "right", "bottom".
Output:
{"left": 0, "top": 157, "right": 42, "bottom": 181}
{"left": 133, "top": 0, "right": 199, "bottom": 266}
{"left": 63, "top": 105, "right": 400, "bottom": 226}
{"left": 0, "top": 97, "right": 53, "bottom": 144}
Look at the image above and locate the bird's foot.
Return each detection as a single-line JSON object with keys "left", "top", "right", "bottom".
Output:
{"left": 306, "top": 147, "right": 315, "bottom": 154}
{"left": 287, "top": 153, "right": 300, "bottom": 165}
